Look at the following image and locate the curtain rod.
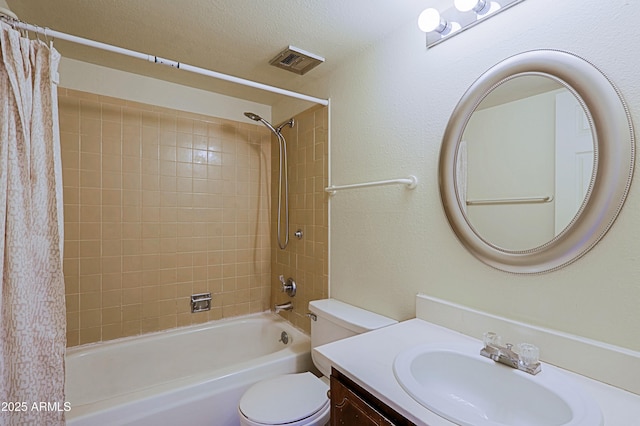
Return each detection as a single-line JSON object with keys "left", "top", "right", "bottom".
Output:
{"left": 1, "top": 16, "right": 329, "bottom": 106}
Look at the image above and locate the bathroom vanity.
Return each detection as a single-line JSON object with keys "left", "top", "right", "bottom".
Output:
{"left": 330, "top": 368, "right": 415, "bottom": 425}
{"left": 316, "top": 295, "right": 640, "bottom": 426}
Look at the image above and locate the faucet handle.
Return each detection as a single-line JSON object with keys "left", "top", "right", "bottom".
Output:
{"left": 483, "top": 331, "right": 502, "bottom": 347}
{"left": 517, "top": 343, "right": 540, "bottom": 366}
{"left": 280, "top": 277, "right": 297, "bottom": 297}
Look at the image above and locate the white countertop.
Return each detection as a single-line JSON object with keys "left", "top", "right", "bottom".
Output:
{"left": 314, "top": 318, "right": 640, "bottom": 426}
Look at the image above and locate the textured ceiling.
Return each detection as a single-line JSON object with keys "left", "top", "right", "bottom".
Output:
{"left": 5, "top": 0, "right": 448, "bottom": 106}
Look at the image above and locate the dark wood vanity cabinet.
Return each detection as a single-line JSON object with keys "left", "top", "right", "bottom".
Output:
{"left": 330, "top": 368, "right": 416, "bottom": 426}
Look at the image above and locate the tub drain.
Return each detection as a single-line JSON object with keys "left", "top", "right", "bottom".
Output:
{"left": 279, "top": 331, "right": 289, "bottom": 345}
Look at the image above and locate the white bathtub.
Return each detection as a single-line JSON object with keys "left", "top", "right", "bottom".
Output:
{"left": 65, "top": 313, "right": 312, "bottom": 426}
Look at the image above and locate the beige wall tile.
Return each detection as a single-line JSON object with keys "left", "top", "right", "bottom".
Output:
{"left": 60, "top": 89, "right": 282, "bottom": 346}
{"left": 61, "top": 89, "right": 328, "bottom": 347}
{"left": 271, "top": 106, "right": 329, "bottom": 333}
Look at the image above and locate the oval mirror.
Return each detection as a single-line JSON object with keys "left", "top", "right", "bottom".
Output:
{"left": 439, "top": 50, "right": 634, "bottom": 273}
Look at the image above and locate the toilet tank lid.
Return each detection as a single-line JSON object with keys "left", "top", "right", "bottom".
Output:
{"left": 308, "top": 299, "right": 397, "bottom": 333}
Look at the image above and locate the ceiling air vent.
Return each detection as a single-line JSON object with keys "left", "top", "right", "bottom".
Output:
{"left": 269, "top": 46, "right": 324, "bottom": 75}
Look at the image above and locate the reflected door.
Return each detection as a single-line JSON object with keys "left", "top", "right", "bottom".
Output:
{"left": 554, "top": 91, "right": 594, "bottom": 235}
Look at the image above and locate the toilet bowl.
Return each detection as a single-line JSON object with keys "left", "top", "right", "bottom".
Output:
{"left": 237, "top": 299, "right": 397, "bottom": 426}
{"left": 238, "top": 373, "right": 330, "bottom": 426}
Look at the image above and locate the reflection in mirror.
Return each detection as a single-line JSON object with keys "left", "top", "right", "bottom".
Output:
{"left": 458, "top": 75, "right": 594, "bottom": 250}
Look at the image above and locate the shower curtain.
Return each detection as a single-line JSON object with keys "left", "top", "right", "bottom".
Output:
{"left": 0, "top": 22, "right": 66, "bottom": 425}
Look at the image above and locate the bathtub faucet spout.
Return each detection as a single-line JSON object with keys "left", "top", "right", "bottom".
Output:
{"left": 274, "top": 302, "right": 293, "bottom": 314}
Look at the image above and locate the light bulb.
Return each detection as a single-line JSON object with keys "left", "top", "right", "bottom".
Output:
{"left": 454, "top": 0, "right": 479, "bottom": 12}
{"left": 418, "top": 8, "right": 443, "bottom": 33}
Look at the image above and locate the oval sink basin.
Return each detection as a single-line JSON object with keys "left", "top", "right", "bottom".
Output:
{"left": 393, "top": 343, "right": 603, "bottom": 426}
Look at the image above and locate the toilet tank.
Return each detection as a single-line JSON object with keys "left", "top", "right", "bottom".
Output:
{"left": 308, "top": 299, "right": 397, "bottom": 376}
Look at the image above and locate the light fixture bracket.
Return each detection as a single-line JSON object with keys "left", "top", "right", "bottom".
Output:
{"left": 425, "top": 0, "right": 526, "bottom": 49}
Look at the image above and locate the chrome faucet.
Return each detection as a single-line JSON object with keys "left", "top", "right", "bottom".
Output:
{"left": 480, "top": 332, "right": 541, "bottom": 375}
{"left": 274, "top": 301, "right": 293, "bottom": 314}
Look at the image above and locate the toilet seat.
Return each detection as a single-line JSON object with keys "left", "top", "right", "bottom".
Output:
{"left": 239, "top": 372, "right": 330, "bottom": 425}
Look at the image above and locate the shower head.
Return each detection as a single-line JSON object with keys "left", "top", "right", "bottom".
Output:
{"left": 244, "top": 111, "right": 279, "bottom": 134}
{"left": 244, "top": 112, "right": 294, "bottom": 132}
{"left": 244, "top": 112, "right": 262, "bottom": 121}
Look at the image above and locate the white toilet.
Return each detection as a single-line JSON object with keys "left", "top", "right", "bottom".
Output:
{"left": 238, "top": 298, "right": 397, "bottom": 426}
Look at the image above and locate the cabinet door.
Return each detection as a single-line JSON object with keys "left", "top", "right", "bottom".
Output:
{"left": 331, "top": 374, "right": 395, "bottom": 426}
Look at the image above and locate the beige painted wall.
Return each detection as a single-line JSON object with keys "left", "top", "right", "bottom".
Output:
{"left": 59, "top": 58, "right": 272, "bottom": 126}
{"left": 278, "top": 0, "right": 640, "bottom": 353}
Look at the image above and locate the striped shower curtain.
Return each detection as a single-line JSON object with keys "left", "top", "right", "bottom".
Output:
{"left": 0, "top": 22, "right": 66, "bottom": 425}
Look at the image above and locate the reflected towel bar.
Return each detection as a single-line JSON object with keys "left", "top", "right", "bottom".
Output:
{"left": 466, "top": 195, "right": 554, "bottom": 206}
{"left": 325, "top": 175, "right": 418, "bottom": 195}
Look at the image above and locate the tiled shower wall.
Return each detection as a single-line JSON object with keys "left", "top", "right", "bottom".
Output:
{"left": 60, "top": 88, "right": 273, "bottom": 346}
{"left": 271, "top": 106, "right": 329, "bottom": 333}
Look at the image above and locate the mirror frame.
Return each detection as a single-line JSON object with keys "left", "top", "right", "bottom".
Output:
{"left": 439, "top": 50, "right": 635, "bottom": 274}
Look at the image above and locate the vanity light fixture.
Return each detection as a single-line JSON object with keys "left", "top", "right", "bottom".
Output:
{"left": 419, "top": 0, "right": 525, "bottom": 48}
